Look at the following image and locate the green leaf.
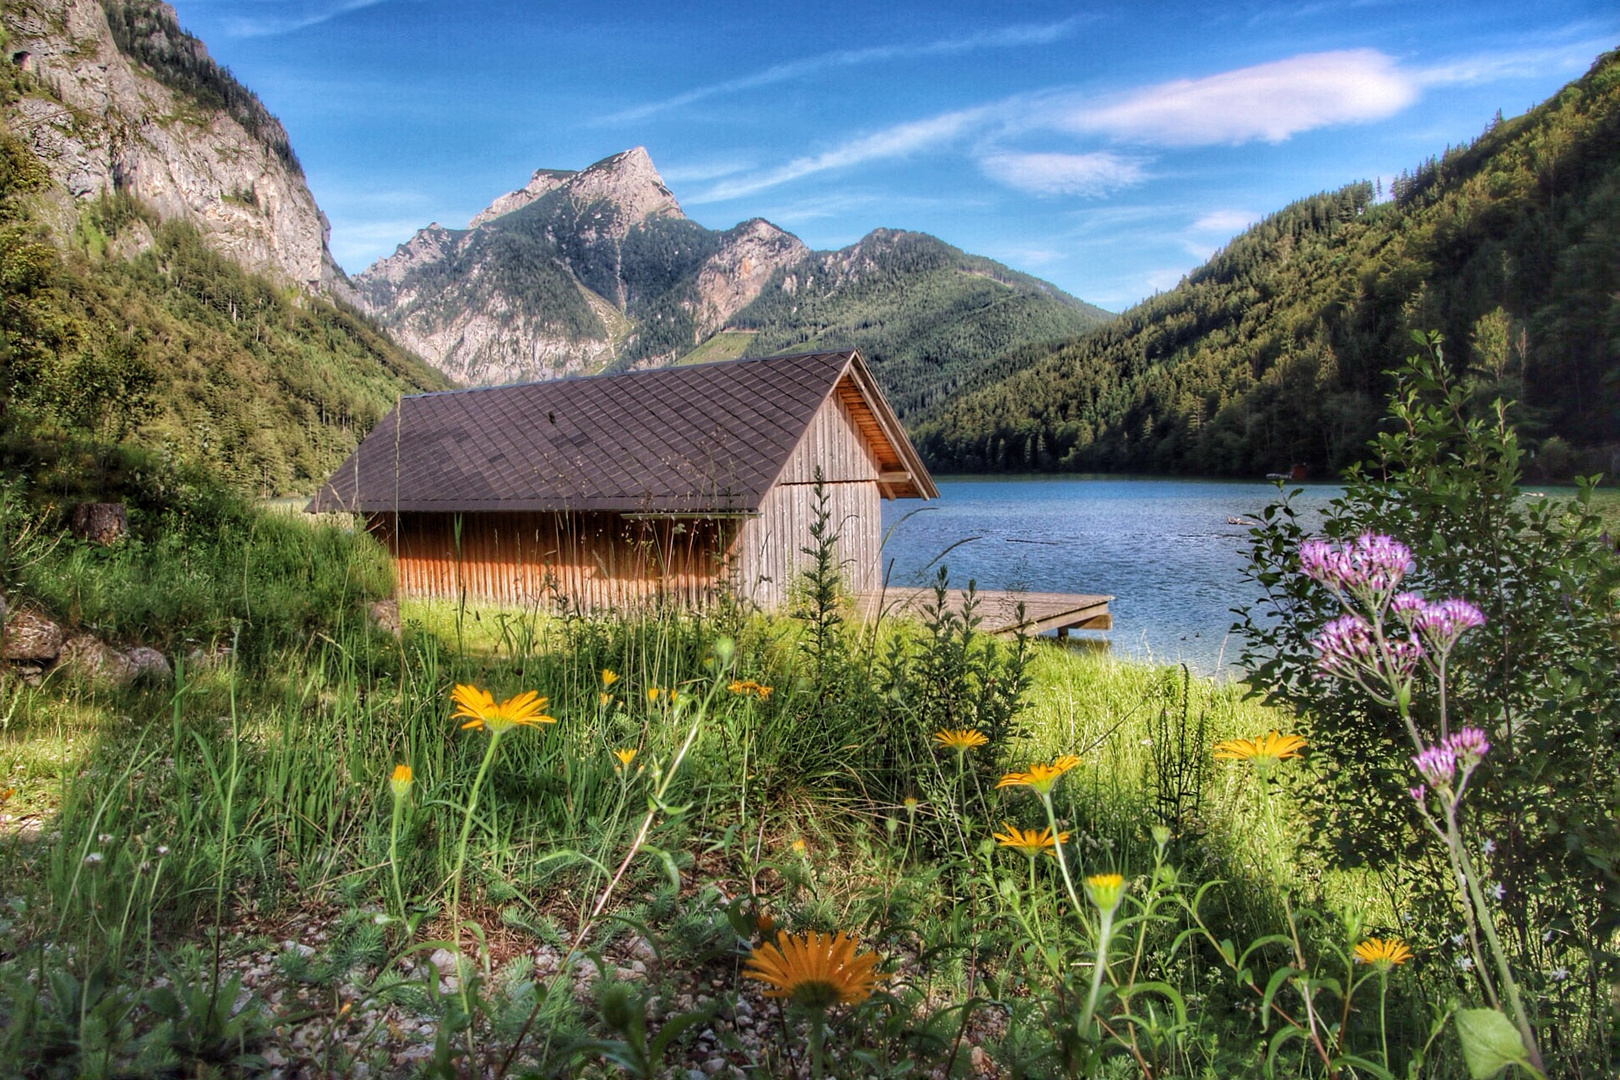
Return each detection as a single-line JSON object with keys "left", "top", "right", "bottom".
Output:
{"left": 1454, "top": 1008, "right": 1529, "bottom": 1079}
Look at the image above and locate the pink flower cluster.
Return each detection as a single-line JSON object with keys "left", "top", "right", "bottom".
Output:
{"left": 1410, "top": 727, "right": 1491, "bottom": 795}
{"left": 1299, "top": 534, "right": 1414, "bottom": 598}
{"left": 1313, "top": 614, "right": 1422, "bottom": 682}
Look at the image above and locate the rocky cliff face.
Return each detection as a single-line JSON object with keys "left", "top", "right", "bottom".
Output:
{"left": 2, "top": 0, "right": 351, "bottom": 298}
{"left": 354, "top": 148, "right": 807, "bottom": 385}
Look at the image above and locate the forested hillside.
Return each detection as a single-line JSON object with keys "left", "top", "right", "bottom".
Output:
{"left": 0, "top": 124, "right": 444, "bottom": 495}
{"left": 915, "top": 50, "right": 1620, "bottom": 477}
{"left": 725, "top": 229, "right": 1111, "bottom": 419}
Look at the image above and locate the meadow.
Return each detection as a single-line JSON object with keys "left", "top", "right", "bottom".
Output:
{"left": 0, "top": 341, "right": 1615, "bottom": 1079}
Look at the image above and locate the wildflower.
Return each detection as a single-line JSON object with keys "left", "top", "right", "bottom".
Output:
{"left": 791, "top": 838, "right": 806, "bottom": 854}
{"left": 1456, "top": 955, "right": 1475, "bottom": 972}
{"left": 992, "top": 823, "right": 1069, "bottom": 858}
{"left": 902, "top": 796, "right": 919, "bottom": 814}
{"left": 451, "top": 684, "right": 555, "bottom": 734}
{"left": 744, "top": 931, "right": 885, "bottom": 1009}
{"left": 1481, "top": 838, "right": 1496, "bottom": 855}
{"left": 1550, "top": 966, "right": 1570, "bottom": 983}
{"left": 647, "top": 687, "right": 663, "bottom": 702}
{"left": 1412, "top": 598, "right": 1486, "bottom": 653}
{"left": 1313, "top": 615, "right": 1422, "bottom": 684}
{"left": 1213, "top": 731, "right": 1306, "bottom": 767}
{"left": 613, "top": 748, "right": 638, "bottom": 769}
{"left": 599, "top": 692, "right": 613, "bottom": 707}
{"left": 98, "top": 833, "right": 113, "bottom": 844}
{"left": 1389, "top": 592, "right": 1429, "bottom": 620}
{"left": 1408, "top": 784, "right": 1427, "bottom": 803}
{"left": 727, "top": 679, "right": 773, "bottom": 700}
{"left": 0, "top": 788, "right": 13, "bottom": 803}
{"left": 389, "top": 764, "right": 413, "bottom": 798}
{"left": 156, "top": 845, "right": 170, "bottom": 857}
{"left": 1446, "top": 727, "right": 1490, "bottom": 766}
{"left": 83, "top": 852, "right": 104, "bottom": 865}
{"left": 1299, "top": 534, "right": 1413, "bottom": 598}
{"left": 934, "top": 728, "right": 989, "bottom": 753}
{"left": 1412, "top": 744, "right": 1458, "bottom": 787}
{"left": 1352, "top": 937, "right": 1414, "bottom": 971}
{"left": 601, "top": 669, "right": 620, "bottom": 687}
{"left": 1450, "top": 934, "right": 1467, "bottom": 948}
{"left": 1084, "top": 873, "right": 1126, "bottom": 913}
{"left": 996, "top": 755, "right": 1081, "bottom": 796}
{"left": 1491, "top": 882, "right": 1506, "bottom": 901}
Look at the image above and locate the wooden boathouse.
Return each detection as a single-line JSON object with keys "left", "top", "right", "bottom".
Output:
{"left": 308, "top": 350, "right": 937, "bottom": 610}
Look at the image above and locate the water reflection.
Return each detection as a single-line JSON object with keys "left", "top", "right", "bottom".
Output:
{"left": 879, "top": 476, "right": 1340, "bottom": 678}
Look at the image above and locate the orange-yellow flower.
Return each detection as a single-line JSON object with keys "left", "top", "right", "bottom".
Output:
{"left": 1353, "top": 937, "right": 1413, "bottom": 970}
{"left": 388, "top": 764, "right": 413, "bottom": 798}
{"left": 934, "top": 729, "right": 989, "bottom": 753}
{"left": 996, "top": 754, "right": 1081, "bottom": 795}
{"left": 599, "top": 691, "right": 613, "bottom": 708}
{"left": 613, "top": 748, "right": 638, "bottom": 768}
{"left": 744, "top": 931, "right": 885, "bottom": 1009}
{"left": 450, "top": 684, "right": 555, "bottom": 734}
{"left": 1213, "top": 731, "right": 1307, "bottom": 766}
{"left": 1084, "top": 872, "right": 1126, "bottom": 913}
{"left": 992, "top": 822, "right": 1068, "bottom": 858}
{"left": 727, "top": 679, "right": 773, "bottom": 700}
{"left": 601, "top": 669, "right": 620, "bottom": 687}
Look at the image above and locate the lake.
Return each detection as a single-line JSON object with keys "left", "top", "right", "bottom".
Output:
{"left": 878, "top": 476, "right": 1342, "bottom": 677}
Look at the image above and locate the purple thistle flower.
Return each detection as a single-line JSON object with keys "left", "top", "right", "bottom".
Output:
{"left": 1413, "top": 598, "right": 1486, "bottom": 653}
{"left": 1445, "top": 726, "right": 1490, "bottom": 765}
{"left": 1298, "top": 533, "right": 1414, "bottom": 601}
{"left": 1313, "top": 614, "right": 1376, "bottom": 679}
{"left": 1390, "top": 592, "right": 1428, "bottom": 623}
{"left": 1413, "top": 744, "right": 1458, "bottom": 787}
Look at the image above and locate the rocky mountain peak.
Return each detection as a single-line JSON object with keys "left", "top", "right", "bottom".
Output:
{"left": 559, "top": 147, "right": 682, "bottom": 230}
{"left": 468, "top": 168, "right": 576, "bottom": 227}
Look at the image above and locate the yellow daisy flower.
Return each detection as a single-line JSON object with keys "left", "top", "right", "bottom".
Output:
{"left": 450, "top": 684, "right": 555, "bottom": 734}
{"left": 1352, "top": 937, "right": 1413, "bottom": 970}
{"left": 992, "top": 822, "right": 1068, "bottom": 858}
{"left": 933, "top": 729, "right": 989, "bottom": 752}
{"left": 996, "top": 754, "right": 1081, "bottom": 795}
{"left": 1213, "top": 731, "right": 1307, "bottom": 766}
{"left": 601, "top": 669, "right": 620, "bottom": 687}
{"left": 613, "top": 748, "right": 638, "bottom": 768}
{"left": 744, "top": 931, "right": 885, "bottom": 1009}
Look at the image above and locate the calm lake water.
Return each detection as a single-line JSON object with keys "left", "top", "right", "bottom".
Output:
{"left": 879, "top": 476, "right": 1342, "bottom": 677}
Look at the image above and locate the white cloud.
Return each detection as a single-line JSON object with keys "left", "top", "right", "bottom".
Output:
{"left": 1415, "top": 39, "right": 1608, "bottom": 87}
{"left": 602, "top": 18, "right": 1082, "bottom": 123}
{"left": 1190, "top": 209, "right": 1260, "bottom": 233}
{"left": 980, "top": 152, "right": 1146, "bottom": 197}
{"left": 1057, "top": 50, "right": 1419, "bottom": 146}
{"left": 657, "top": 158, "right": 755, "bottom": 184}
{"left": 688, "top": 107, "right": 989, "bottom": 204}
{"left": 210, "top": 0, "right": 389, "bottom": 38}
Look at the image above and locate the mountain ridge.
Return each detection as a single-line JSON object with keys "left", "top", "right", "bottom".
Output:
{"left": 355, "top": 148, "right": 1110, "bottom": 415}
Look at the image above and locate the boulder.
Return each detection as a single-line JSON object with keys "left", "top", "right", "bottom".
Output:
{"left": 70, "top": 502, "right": 128, "bottom": 544}
{"left": 122, "top": 647, "right": 172, "bottom": 685}
{"left": 1, "top": 609, "right": 66, "bottom": 662}
{"left": 60, "top": 633, "right": 135, "bottom": 684}
{"left": 368, "top": 599, "right": 401, "bottom": 636}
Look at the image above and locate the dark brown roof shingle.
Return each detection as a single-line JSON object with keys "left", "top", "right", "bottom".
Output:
{"left": 309, "top": 350, "right": 926, "bottom": 514}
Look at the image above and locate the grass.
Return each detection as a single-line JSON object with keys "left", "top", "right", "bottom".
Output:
{"left": 0, "top": 480, "right": 1609, "bottom": 1078}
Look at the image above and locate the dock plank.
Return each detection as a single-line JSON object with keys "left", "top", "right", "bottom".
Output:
{"left": 857, "top": 588, "right": 1112, "bottom": 638}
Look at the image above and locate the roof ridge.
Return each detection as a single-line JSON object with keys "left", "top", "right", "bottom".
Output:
{"left": 399, "top": 349, "right": 859, "bottom": 400}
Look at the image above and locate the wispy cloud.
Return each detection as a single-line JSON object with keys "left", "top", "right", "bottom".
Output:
{"left": 687, "top": 107, "right": 990, "bottom": 204}
{"left": 1055, "top": 50, "right": 1419, "bottom": 146}
{"left": 1415, "top": 39, "right": 1609, "bottom": 87}
{"left": 208, "top": 0, "right": 389, "bottom": 38}
{"left": 980, "top": 152, "right": 1146, "bottom": 197}
{"left": 1190, "top": 209, "right": 1260, "bottom": 233}
{"left": 602, "top": 18, "right": 1083, "bottom": 123}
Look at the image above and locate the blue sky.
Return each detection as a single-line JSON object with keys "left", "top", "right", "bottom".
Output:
{"left": 168, "top": 1, "right": 1617, "bottom": 309}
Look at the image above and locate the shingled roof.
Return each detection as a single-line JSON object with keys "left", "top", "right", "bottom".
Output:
{"left": 308, "top": 350, "right": 935, "bottom": 514}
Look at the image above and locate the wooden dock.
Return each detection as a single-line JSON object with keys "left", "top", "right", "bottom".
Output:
{"left": 857, "top": 588, "right": 1112, "bottom": 638}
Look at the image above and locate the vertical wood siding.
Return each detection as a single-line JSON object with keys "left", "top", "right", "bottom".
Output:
{"left": 732, "top": 376, "right": 884, "bottom": 607}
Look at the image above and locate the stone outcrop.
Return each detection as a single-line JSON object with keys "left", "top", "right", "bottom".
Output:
{"left": 692, "top": 219, "right": 807, "bottom": 339}
{"left": 1, "top": 0, "right": 352, "bottom": 298}
{"left": 468, "top": 167, "right": 575, "bottom": 227}
{"left": 1, "top": 608, "right": 66, "bottom": 662}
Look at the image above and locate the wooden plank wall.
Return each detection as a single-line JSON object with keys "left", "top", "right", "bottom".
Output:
{"left": 370, "top": 511, "right": 736, "bottom": 610}
{"left": 733, "top": 378, "right": 884, "bottom": 608}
